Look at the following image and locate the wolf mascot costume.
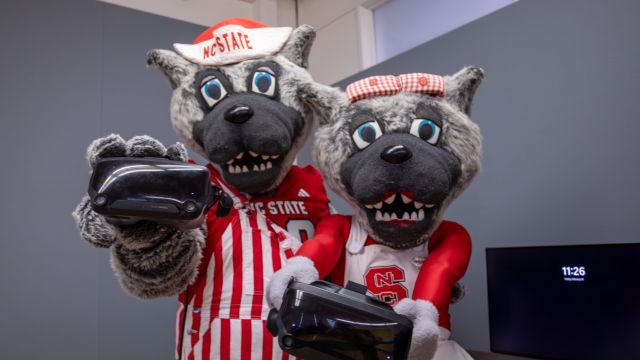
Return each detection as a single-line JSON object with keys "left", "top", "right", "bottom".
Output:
{"left": 267, "top": 68, "right": 484, "bottom": 360}
{"left": 73, "top": 18, "right": 339, "bottom": 359}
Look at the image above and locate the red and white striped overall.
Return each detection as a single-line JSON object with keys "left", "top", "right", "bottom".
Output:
{"left": 175, "top": 165, "right": 330, "bottom": 360}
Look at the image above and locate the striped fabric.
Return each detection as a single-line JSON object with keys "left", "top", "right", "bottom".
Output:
{"left": 176, "top": 208, "right": 298, "bottom": 360}
{"left": 346, "top": 73, "right": 445, "bottom": 103}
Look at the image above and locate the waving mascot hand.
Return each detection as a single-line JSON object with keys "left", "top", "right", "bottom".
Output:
{"left": 267, "top": 68, "right": 484, "bottom": 360}
{"left": 72, "top": 18, "right": 342, "bottom": 360}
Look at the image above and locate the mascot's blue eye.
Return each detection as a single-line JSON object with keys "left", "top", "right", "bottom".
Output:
{"left": 251, "top": 71, "right": 276, "bottom": 97}
{"left": 200, "top": 77, "right": 228, "bottom": 108}
{"left": 352, "top": 121, "right": 383, "bottom": 150}
{"left": 410, "top": 119, "right": 441, "bottom": 145}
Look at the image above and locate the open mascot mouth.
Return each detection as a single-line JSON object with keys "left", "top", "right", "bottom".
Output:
{"left": 216, "top": 149, "right": 290, "bottom": 194}
{"left": 362, "top": 191, "right": 437, "bottom": 226}
{"left": 222, "top": 151, "right": 283, "bottom": 174}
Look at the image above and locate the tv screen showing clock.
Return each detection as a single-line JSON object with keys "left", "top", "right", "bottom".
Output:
{"left": 486, "top": 243, "right": 640, "bottom": 360}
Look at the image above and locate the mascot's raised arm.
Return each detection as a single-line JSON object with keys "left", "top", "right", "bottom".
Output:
{"left": 73, "top": 18, "right": 342, "bottom": 360}
{"left": 267, "top": 68, "right": 484, "bottom": 360}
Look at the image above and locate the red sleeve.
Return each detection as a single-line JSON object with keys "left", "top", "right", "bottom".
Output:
{"left": 412, "top": 221, "right": 472, "bottom": 318}
{"left": 295, "top": 214, "right": 350, "bottom": 278}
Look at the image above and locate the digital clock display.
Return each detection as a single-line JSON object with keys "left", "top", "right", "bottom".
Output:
{"left": 561, "top": 266, "right": 586, "bottom": 281}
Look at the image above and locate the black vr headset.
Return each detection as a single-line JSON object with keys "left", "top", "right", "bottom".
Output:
{"left": 88, "top": 157, "right": 232, "bottom": 229}
{"left": 267, "top": 281, "right": 413, "bottom": 360}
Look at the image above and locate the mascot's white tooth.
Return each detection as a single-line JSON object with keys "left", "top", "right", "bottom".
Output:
{"left": 418, "top": 209, "right": 425, "bottom": 220}
{"left": 271, "top": 155, "right": 280, "bottom": 159}
{"left": 374, "top": 202, "right": 383, "bottom": 209}
{"left": 235, "top": 165, "right": 242, "bottom": 173}
{"left": 375, "top": 211, "right": 383, "bottom": 221}
{"left": 249, "top": 151, "right": 258, "bottom": 157}
{"left": 252, "top": 165, "right": 259, "bottom": 171}
{"left": 226, "top": 159, "right": 234, "bottom": 165}
{"left": 235, "top": 152, "right": 244, "bottom": 159}
{"left": 383, "top": 212, "right": 392, "bottom": 221}
{"left": 266, "top": 161, "right": 272, "bottom": 169}
{"left": 391, "top": 213, "right": 398, "bottom": 220}
{"left": 384, "top": 193, "right": 396, "bottom": 204}
{"left": 402, "top": 212, "right": 410, "bottom": 220}
{"left": 261, "top": 155, "right": 270, "bottom": 160}
{"left": 260, "top": 163, "right": 266, "bottom": 171}
{"left": 401, "top": 194, "right": 412, "bottom": 204}
{"left": 242, "top": 165, "right": 249, "bottom": 173}
{"left": 413, "top": 201, "right": 423, "bottom": 209}
{"left": 364, "top": 204, "right": 373, "bottom": 209}
{"left": 228, "top": 165, "right": 235, "bottom": 173}
{"left": 410, "top": 212, "right": 418, "bottom": 221}
{"left": 425, "top": 204, "right": 435, "bottom": 208}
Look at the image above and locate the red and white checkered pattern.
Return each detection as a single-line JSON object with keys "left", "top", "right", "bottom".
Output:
{"left": 346, "top": 75, "right": 401, "bottom": 103}
{"left": 397, "top": 73, "right": 445, "bottom": 97}
{"left": 346, "top": 73, "right": 445, "bottom": 103}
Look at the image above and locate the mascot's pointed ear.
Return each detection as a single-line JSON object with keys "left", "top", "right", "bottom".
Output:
{"left": 280, "top": 24, "right": 316, "bottom": 69}
{"left": 147, "top": 49, "right": 196, "bottom": 89}
{"left": 299, "top": 82, "right": 347, "bottom": 126}
{"left": 445, "top": 66, "right": 485, "bottom": 115}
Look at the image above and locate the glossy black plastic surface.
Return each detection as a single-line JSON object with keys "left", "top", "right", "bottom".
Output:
{"left": 267, "top": 281, "right": 413, "bottom": 360}
{"left": 89, "top": 157, "right": 218, "bottom": 229}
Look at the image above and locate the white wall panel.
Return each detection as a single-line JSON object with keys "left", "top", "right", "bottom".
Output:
{"left": 297, "top": 0, "right": 364, "bottom": 29}
{"left": 308, "top": 9, "right": 363, "bottom": 84}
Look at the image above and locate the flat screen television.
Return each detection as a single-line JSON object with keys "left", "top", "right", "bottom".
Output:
{"left": 486, "top": 243, "right": 640, "bottom": 360}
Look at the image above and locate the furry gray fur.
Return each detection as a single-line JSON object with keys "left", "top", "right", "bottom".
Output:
{"left": 394, "top": 298, "right": 440, "bottom": 360}
{"left": 265, "top": 256, "right": 318, "bottom": 309}
{"left": 111, "top": 221, "right": 205, "bottom": 298}
{"left": 312, "top": 67, "right": 484, "bottom": 248}
{"left": 73, "top": 195, "right": 117, "bottom": 248}
{"left": 147, "top": 25, "right": 324, "bottom": 194}
{"left": 73, "top": 134, "right": 205, "bottom": 298}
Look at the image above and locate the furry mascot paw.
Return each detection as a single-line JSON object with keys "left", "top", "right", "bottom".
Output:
{"left": 73, "top": 134, "right": 190, "bottom": 249}
{"left": 395, "top": 298, "right": 440, "bottom": 360}
{"left": 266, "top": 256, "right": 319, "bottom": 309}
{"left": 73, "top": 134, "right": 206, "bottom": 298}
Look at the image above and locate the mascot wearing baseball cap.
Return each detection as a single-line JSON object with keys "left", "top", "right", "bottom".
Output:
{"left": 73, "top": 18, "right": 341, "bottom": 359}
{"left": 267, "top": 67, "right": 484, "bottom": 360}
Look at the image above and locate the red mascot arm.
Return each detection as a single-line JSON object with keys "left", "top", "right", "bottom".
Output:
{"left": 412, "top": 221, "right": 472, "bottom": 328}
{"left": 295, "top": 215, "right": 349, "bottom": 278}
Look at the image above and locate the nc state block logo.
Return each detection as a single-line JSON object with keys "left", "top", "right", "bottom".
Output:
{"left": 364, "top": 265, "right": 409, "bottom": 306}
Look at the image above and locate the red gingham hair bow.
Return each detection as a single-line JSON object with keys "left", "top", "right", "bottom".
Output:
{"left": 346, "top": 73, "right": 445, "bottom": 103}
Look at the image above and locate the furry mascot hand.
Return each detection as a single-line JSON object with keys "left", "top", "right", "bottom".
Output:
{"left": 72, "top": 133, "right": 205, "bottom": 298}
{"left": 395, "top": 298, "right": 440, "bottom": 360}
{"left": 73, "top": 133, "right": 190, "bottom": 248}
{"left": 266, "top": 256, "right": 319, "bottom": 309}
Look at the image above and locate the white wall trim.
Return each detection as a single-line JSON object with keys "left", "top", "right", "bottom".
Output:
{"left": 357, "top": 0, "right": 389, "bottom": 69}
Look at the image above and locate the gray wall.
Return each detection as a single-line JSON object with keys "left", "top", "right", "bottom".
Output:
{"left": 0, "top": 1, "right": 203, "bottom": 359}
{"left": 2, "top": 0, "right": 639, "bottom": 357}
{"left": 321, "top": 0, "right": 640, "bottom": 352}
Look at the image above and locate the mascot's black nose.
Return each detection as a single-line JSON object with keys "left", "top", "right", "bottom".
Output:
{"left": 225, "top": 104, "right": 254, "bottom": 124}
{"left": 380, "top": 145, "right": 412, "bottom": 164}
